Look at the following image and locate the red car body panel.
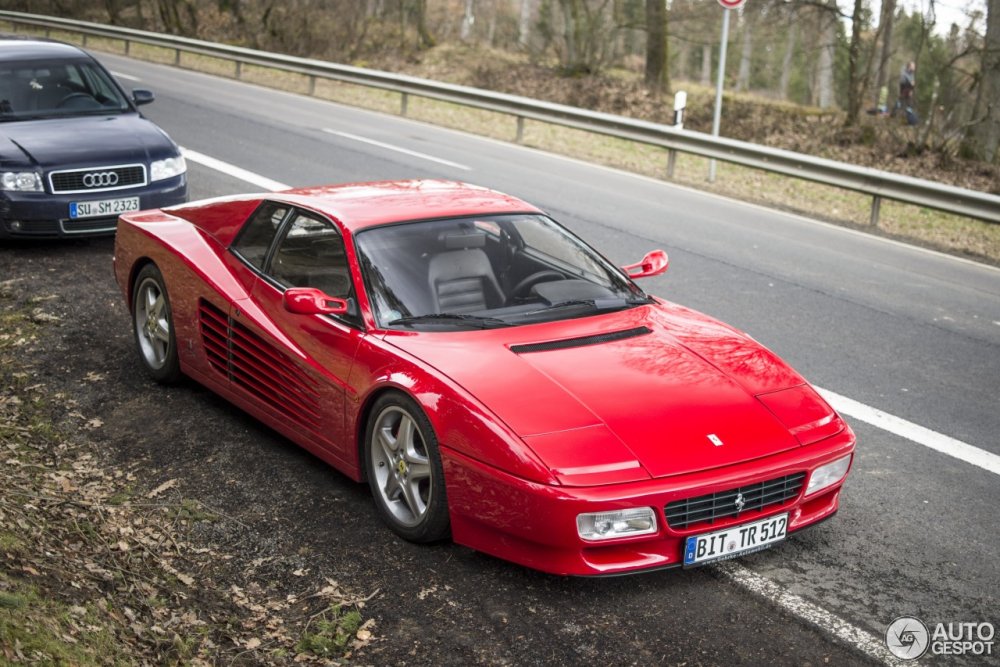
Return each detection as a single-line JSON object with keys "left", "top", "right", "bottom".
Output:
{"left": 113, "top": 180, "right": 855, "bottom": 576}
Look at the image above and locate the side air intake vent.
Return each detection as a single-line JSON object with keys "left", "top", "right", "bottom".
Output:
{"left": 510, "top": 326, "right": 652, "bottom": 354}
{"left": 198, "top": 299, "right": 322, "bottom": 431}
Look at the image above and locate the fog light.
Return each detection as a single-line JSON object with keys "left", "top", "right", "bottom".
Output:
{"left": 806, "top": 454, "right": 851, "bottom": 496}
{"left": 577, "top": 507, "right": 657, "bottom": 541}
{"left": 10, "top": 220, "right": 22, "bottom": 231}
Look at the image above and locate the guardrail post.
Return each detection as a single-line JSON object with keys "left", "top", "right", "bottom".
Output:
{"left": 870, "top": 195, "right": 882, "bottom": 227}
{"left": 516, "top": 116, "right": 525, "bottom": 144}
{"left": 81, "top": 34, "right": 88, "bottom": 46}
{"left": 174, "top": 49, "right": 181, "bottom": 66}
{"left": 308, "top": 75, "right": 316, "bottom": 96}
{"left": 400, "top": 92, "right": 409, "bottom": 116}
{"left": 124, "top": 40, "right": 130, "bottom": 55}
{"left": 234, "top": 61, "right": 242, "bottom": 79}
{"left": 667, "top": 149, "right": 677, "bottom": 179}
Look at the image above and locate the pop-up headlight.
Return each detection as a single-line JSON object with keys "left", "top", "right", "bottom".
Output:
{"left": 757, "top": 384, "right": 845, "bottom": 445}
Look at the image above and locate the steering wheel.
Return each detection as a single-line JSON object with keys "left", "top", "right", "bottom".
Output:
{"left": 57, "top": 92, "right": 98, "bottom": 109}
{"left": 510, "top": 271, "right": 565, "bottom": 300}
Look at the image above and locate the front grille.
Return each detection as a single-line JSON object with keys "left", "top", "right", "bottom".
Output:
{"left": 49, "top": 164, "right": 147, "bottom": 194}
{"left": 665, "top": 473, "right": 806, "bottom": 529}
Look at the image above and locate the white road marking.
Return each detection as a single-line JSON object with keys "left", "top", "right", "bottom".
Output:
{"left": 181, "top": 148, "right": 291, "bottom": 192}
{"left": 110, "top": 71, "right": 141, "bottom": 82}
{"left": 179, "top": 147, "right": 1000, "bottom": 480}
{"left": 324, "top": 129, "right": 472, "bottom": 171}
{"left": 717, "top": 562, "right": 910, "bottom": 667}
{"left": 818, "top": 387, "right": 1000, "bottom": 476}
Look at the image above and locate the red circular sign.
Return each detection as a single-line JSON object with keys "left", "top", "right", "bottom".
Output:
{"left": 718, "top": 0, "right": 746, "bottom": 8}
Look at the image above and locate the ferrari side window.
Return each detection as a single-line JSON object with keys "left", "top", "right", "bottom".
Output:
{"left": 232, "top": 203, "right": 289, "bottom": 270}
{"left": 270, "top": 213, "right": 352, "bottom": 300}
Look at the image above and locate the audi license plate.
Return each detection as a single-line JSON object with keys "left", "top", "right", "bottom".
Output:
{"left": 683, "top": 513, "right": 788, "bottom": 567}
{"left": 69, "top": 197, "right": 140, "bottom": 219}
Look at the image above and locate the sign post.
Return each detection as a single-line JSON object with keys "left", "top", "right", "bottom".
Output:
{"left": 709, "top": 0, "right": 746, "bottom": 182}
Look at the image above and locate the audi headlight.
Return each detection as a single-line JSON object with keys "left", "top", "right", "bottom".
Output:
{"left": 1, "top": 171, "right": 43, "bottom": 192}
{"left": 577, "top": 507, "right": 657, "bottom": 541}
{"left": 150, "top": 155, "right": 186, "bottom": 182}
{"left": 805, "top": 454, "right": 852, "bottom": 496}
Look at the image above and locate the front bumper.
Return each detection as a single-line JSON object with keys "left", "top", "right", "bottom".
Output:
{"left": 0, "top": 175, "right": 188, "bottom": 239}
{"left": 443, "top": 426, "right": 855, "bottom": 576}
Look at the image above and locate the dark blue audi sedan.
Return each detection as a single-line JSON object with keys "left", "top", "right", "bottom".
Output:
{"left": 0, "top": 37, "right": 187, "bottom": 239}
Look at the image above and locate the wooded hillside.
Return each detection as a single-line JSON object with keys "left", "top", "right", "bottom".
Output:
{"left": 13, "top": 0, "right": 999, "bottom": 184}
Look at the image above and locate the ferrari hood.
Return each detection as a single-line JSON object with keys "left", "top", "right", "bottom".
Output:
{"left": 385, "top": 303, "right": 815, "bottom": 481}
{"left": 0, "top": 114, "right": 177, "bottom": 168}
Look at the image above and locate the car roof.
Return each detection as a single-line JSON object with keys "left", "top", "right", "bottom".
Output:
{"left": 0, "top": 37, "right": 91, "bottom": 61}
{"left": 277, "top": 180, "right": 540, "bottom": 231}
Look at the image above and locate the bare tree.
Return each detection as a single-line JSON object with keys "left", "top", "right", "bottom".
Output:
{"left": 873, "top": 0, "right": 897, "bottom": 109}
{"left": 844, "top": 0, "right": 867, "bottom": 124}
{"left": 645, "top": 0, "right": 669, "bottom": 93}
{"left": 519, "top": 0, "right": 536, "bottom": 48}
{"left": 779, "top": 6, "right": 799, "bottom": 99}
{"left": 460, "top": 0, "right": 475, "bottom": 42}
{"left": 964, "top": 0, "right": 1000, "bottom": 163}
{"left": 815, "top": 1, "right": 837, "bottom": 108}
{"left": 736, "top": 8, "right": 754, "bottom": 92}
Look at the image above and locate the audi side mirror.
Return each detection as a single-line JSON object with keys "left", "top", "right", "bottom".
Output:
{"left": 132, "top": 89, "right": 155, "bottom": 106}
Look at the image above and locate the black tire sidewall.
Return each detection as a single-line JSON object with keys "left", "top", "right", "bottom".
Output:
{"left": 363, "top": 392, "right": 450, "bottom": 543}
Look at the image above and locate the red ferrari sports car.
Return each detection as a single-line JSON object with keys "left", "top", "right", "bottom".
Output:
{"left": 113, "top": 180, "right": 854, "bottom": 576}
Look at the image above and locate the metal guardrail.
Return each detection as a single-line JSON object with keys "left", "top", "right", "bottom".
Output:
{"left": 2, "top": 10, "right": 998, "bottom": 226}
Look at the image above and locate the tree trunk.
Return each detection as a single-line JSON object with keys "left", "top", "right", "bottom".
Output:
{"left": 644, "top": 0, "right": 668, "bottom": 93}
{"left": 873, "top": 0, "right": 895, "bottom": 109}
{"left": 964, "top": 0, "right": 1000, "bottom": 163}
{"left": 844, "top": 0, "right": 865, "bottom": 124}
{"left": 736, "top": 11, "right": 753, "bottom": 92}
{"left": 701, "top": 43, "right": 712, "bottom": 86}
{"left": 779, "top": 12, "right": 797, "bottom": 100}
{"left": 413, "top": 0, "right": 436, "bottom": 49}
{"left": 816, "top": 4, "right": 837, "bottom": 109}
{"left": 460, "top": 0, "right": 475, "bottom": 43}
{"left": 518, "top": 0, "right": 534, "bottom": 48}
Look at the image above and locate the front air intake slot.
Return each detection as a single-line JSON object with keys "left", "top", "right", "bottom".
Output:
{"left": 510, "top": 326, "right": 652, "bottom": 354}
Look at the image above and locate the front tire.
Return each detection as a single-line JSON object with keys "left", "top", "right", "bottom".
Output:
{"left": 363, "top": 392, "right": 450, "bottom": 543}
{"left": 131, "top": 263, "right": 181, "bottom": 384}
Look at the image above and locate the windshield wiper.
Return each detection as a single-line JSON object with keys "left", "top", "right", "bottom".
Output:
{"left": 388, "top": 313, "right": 512, "bottom": 329}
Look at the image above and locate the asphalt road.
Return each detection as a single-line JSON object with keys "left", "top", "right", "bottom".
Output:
{"left": 8, "top": 51, "right": 999, "bottom": 665}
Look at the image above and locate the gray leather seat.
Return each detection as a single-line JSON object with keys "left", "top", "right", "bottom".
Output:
{"left": 428, "top": 231, "right": 503, "bottom": 314}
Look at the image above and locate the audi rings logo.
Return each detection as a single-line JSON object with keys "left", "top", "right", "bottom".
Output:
{"left": 82, "top": 171, "right": 119, "bottom": 188}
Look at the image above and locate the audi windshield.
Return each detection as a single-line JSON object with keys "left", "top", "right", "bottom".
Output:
{"left": 0, "top": 57, "right": 130, "bottom": 120}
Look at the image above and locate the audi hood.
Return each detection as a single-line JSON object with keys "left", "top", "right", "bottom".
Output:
{"left": 384, "top": 302, "right": 845, "bottom": 484}
{"left": 0, "top": 114, "right": 179, "bottom": 170}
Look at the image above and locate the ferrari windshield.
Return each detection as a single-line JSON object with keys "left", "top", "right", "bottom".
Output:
{"left": 0, "top": 58, "right": 130, "bottom": 120}
{"left": 355, "top": 214, "right": 651, "bottom": 330}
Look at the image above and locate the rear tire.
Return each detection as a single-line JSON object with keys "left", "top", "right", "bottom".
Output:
{"left": 131, "top": 263, "right": 181, "bottom": 384}
{"left": 363, "top": 392, "right": 450, "bottom": 543}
